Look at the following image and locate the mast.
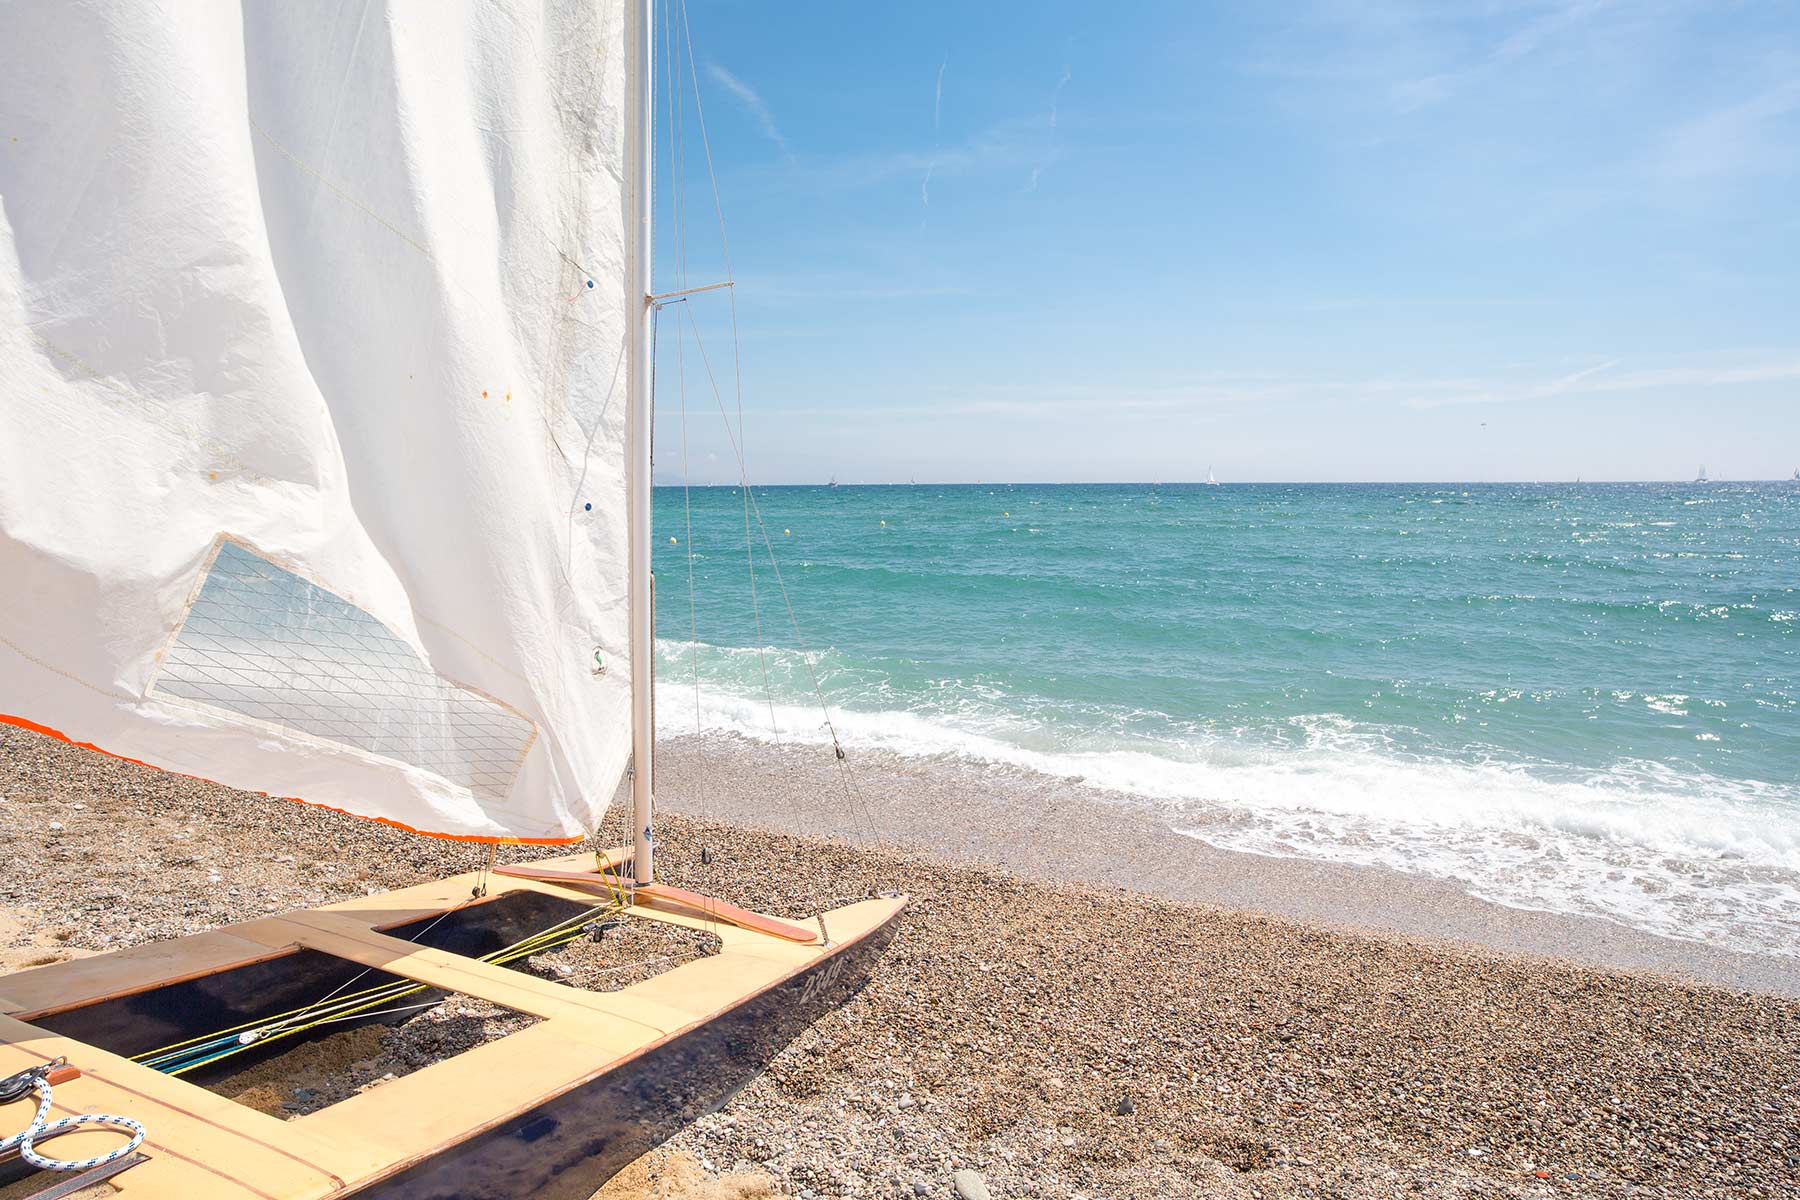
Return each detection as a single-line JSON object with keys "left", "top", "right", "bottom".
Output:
{"left": 625, "top": 0, "right": 655, "bottom": 886}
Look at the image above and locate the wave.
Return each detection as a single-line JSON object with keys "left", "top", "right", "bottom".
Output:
{"left": 655, "top": 639, "right": 1800, "bottom": 959}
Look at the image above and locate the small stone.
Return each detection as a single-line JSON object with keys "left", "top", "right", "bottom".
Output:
{"left": 912, "top": 1183, "right": 929, "bottom": 1197}
{"left": 1116, "top": 1095, "right": 1135, "bottom": 1116}
{"left": 897, "top": 1094, "right": 914, "bottom": 1109}
{"left": 952, "top": 1170, "right": 990, "bottom": 1200}
{"left": 47, "top": 820, "right": 64, "bottom": 832}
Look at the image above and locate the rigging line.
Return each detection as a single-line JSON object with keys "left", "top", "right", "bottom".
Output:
{"left": 674, "top": 0, "right": 789, "bottom": 804}
{"left": 662, "top": 0, "right": 803, "bottom": 865}
{"left": 676, "top": 0, "right": 736, "bottom": 279}
{"left": 675, "top": 0, "right": 746, "bottom": 451}
{"left": 135, "top": 904, "right": 616, "bottom": 1072}
{"left": 677, "top": 306, "right": 882, "bottom": 849}
{"left": 129, "top": 896, "right": 610, "bottom": 1066}
{"left": 668, "top": 0, "right": 724, "bottom": 932}
{"left": 669, "top": 0, "right": 759, "bottom": 928}
{"left": 260, "top": 900, "right": 470, "bottom": 1042}
{"left": 675, "top": 0, "right": 886, "bottom": 889}
{"left": 674, "top": 201, "right": 712, "bottom": 923}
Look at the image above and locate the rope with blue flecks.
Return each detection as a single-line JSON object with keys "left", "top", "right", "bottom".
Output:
{"left": 0, "top": 1062, "right": 145, "bottom": 1172}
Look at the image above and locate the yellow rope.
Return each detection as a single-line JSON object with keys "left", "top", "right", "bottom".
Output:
{"left": 134, "top": 899, "right": 621, "bottom": 1072}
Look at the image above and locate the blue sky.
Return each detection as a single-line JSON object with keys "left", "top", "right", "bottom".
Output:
{"left": 650, "top": 1, "right": 1800, "bottom": 484}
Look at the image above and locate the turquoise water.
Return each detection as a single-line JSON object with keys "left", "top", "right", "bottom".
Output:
{"left": 652, "top": 483, "right": 1800, "bottom": 956}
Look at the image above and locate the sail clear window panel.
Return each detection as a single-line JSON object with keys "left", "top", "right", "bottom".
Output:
{"left": 152, "top": 540, "right": 536, "bottom": 802}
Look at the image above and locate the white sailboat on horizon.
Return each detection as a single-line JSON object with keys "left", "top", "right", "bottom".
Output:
{"left": 1694, "top": 464, "right": 1709, "bottom": 483}
{"left": 1206, "top": 465, "right": 1220, "bottom": 486}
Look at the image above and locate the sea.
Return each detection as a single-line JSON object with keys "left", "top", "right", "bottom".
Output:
{"left": 651, "top": 482, "right": 1800, "bottom": 959}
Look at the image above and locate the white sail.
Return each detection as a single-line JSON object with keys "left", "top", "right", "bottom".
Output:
{"left": 0, "top": 3, "right": 632, "bottom": 842}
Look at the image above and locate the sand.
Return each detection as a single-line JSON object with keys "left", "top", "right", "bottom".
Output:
{"left": 655, "top": 732, "right": 1800, "bottom": 999}
{"left": 1, "top": 722, "right": 1797, "bottom": 1198}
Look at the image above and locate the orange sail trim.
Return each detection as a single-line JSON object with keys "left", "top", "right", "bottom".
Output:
{"left": 0, "top": 713, "right": 584, "bottom": 846}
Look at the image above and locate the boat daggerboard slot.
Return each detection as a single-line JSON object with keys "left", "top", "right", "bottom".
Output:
{"left": 28, "top": 946, "right": 540, "bottom": 1119}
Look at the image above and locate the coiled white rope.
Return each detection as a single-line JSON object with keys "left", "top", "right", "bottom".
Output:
{"left": 0, "top": 1065, "right": 145, "bottom": 1172}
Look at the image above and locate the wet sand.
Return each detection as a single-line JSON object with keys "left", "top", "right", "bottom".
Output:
{"left": 2, "top": 723, "right": 1797, "bottom": 1198}
{"left": 656, "top": 732, "right": 1800, "bottom": 999}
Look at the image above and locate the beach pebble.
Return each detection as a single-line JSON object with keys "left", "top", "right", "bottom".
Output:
{"left": 2, "top": 722, "right": 1797, "bottom": 1200}
{"left": 951, "top": 1169, "right": 990, "bottom": 1200}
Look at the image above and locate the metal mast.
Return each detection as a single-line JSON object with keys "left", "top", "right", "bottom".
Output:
{"left": 625, "top": 0, "right": 655, "bottom": 886}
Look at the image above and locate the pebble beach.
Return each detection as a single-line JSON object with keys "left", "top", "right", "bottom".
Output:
{"left": 1, "top": 722, "right": 1796, "bottom": 1199}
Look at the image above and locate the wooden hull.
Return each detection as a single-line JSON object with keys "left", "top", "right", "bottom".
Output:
{"left": 0, "top": 853, "right": 906, "bottom": 1199}
{"left": 363, "top": 911, "right": 899, "bottom": 1199}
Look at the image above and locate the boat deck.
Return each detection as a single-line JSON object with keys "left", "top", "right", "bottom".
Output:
{"left": 0, "top": 852, "right": 903, "bottom": 1197}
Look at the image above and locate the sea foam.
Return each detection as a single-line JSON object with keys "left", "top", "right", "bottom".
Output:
{"left": 657, "top": 647, "right": 1800, "bottom": 959}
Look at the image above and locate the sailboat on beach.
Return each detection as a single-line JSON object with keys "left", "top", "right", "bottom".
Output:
{"left": 0, "top": 3, "right": 901, "bottom": 1196}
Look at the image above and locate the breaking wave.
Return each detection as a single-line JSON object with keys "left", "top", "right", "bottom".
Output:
{"left": 656, "top": 638, "right": 1800, "bottom": 960}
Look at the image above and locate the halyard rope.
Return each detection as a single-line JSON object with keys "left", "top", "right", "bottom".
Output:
{"left": 0, "top": 1064, "right": 144, "bottom": 1172}
{"left": 131, "top": 900, "right": 619, "bottom": 1077}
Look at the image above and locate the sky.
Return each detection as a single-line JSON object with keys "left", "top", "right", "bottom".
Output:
{"left": 649, "top": 0, "right": 1800, "bottom": 484}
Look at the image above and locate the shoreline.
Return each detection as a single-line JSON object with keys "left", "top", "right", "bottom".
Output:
{"left": 656, "top": 731, "right": 1800, "bottom": 998}
{"left": 3, "top": 722, "right": 1797, "bottom": 1198}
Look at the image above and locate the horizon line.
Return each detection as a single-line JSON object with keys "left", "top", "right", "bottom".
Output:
{"left": 651, "top": 477, "right": 1797, "bottom": 488}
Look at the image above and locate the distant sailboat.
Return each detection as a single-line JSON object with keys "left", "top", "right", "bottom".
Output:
{"left": 1695, "top": 465, "right": 1709, "bottom": 483}
{"left": 1206, "top": 465, "right": 1220, "bottom": 487}
{"left": 827, "top": 475, "right": 839, "bottom": 488}
{"left": 1792, "top": 467, "right": 1798, "bottom": 483}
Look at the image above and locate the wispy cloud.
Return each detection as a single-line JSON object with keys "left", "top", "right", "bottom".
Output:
{"left": 1409, "top": 360, "right": 1619, "bottom": 408}
{"left": 921, "top": 56, "right": 949, "bottom": 221}
{"left": 777, "top": 114, "right": 1051, "bottom": 199}
{"left": 740, "top": 272, "right": 975, "bottom": 303}
{"left": 1027, "top": 64, "right": 1073, "bottom": 190}
{"left": 1252, "top": 0, "right": 1619, "bottom": 117}
{"left": 1394, "top": 0, "right": 1610, "bottom": 112}
{"left": 707, "top": 62, "right": 790, "bottom": 158}
{"left": 764, "top": 352, "right": 1800, "bottom": 420}
{"left": 1049, "top": 63, "right": 1072, "bottom": 128}
{"left": 1408, "top": 354, "right": 1800, "bottom": 408}
{"left": 1662, "top": 79, "right": 1800, "bottom": 181}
